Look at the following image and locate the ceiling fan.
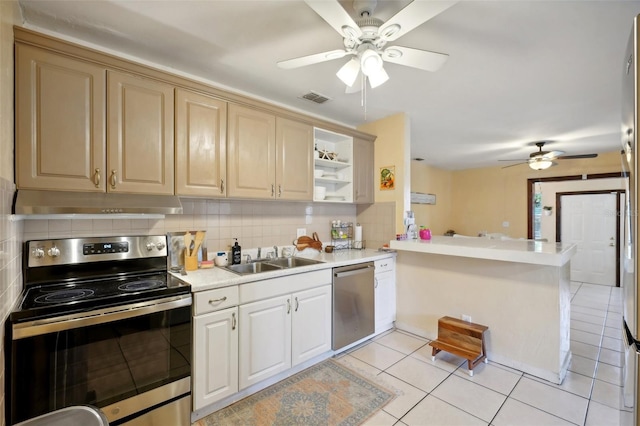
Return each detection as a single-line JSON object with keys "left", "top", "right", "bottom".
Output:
{"left": 277, "top": 0, "right": 456, "bottom": 90}
{"left": 500, "top": 141, "right": 598, "bottom": 170}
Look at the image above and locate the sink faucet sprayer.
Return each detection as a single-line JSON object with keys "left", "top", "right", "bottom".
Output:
{"left": 273, "top": 245, "right": 278, "bottom": 258}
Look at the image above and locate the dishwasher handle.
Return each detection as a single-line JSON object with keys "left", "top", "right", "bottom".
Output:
{"left": 334, "top": 264, "right": 374, "bottom": 279}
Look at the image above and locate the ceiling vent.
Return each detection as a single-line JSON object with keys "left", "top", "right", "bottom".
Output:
{"left": 300, "top": 91, "right": 331, "bottom": 104}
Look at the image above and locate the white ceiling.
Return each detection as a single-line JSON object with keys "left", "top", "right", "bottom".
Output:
{"left": 17, "top": 0, "right": 640, "bottom": 170}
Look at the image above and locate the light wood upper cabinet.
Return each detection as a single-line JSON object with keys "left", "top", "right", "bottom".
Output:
{"left": 227, "top": 104, "right": 276, "bottom": 199}
{"left": 275, "top": 117, "right": 314, "bottom": 201}
{"left": 107, "top": 71, "right": 174, "bottom": 194}
{"left": 16, "top": 44, "right": 106, "bottom": 192}
{"left": 353, "top": 137, "right": 374, "bottom": 204}
{"left": 175, "top": 89, "right": 227, "bottom": 197}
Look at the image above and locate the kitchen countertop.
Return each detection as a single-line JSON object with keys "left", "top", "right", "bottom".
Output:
{"left": 389, "top": 236, "right": 576, "bottom": 266}
{"left": 172, "top": 248, "right": 396, "bottom": 292}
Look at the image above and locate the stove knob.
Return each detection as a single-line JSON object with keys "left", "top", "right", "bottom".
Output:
{"left": 32, "top": 248, "right": 44, "bottom": 259}
{"left": 155, "top": 241, "right": 166, "bottom": 251}
{"left": 47, "top": 246, "right": 60, "bottom": 257}
{"left": 145, "top": 242, "right": 155, "bottom": 251}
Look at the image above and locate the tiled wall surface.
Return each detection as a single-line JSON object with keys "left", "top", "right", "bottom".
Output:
{"left": 357, "top": 202, "right": 397, "bottom": 249}
{"left": 23, "top": 198, "right": 360, "bottom": 255}
{"left": 0, "top": 178, "right": 22, "bottom": 426}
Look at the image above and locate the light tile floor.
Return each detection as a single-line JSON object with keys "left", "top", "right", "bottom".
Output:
{"left": 334, "top": 281, "right": 634, "bottom": 426}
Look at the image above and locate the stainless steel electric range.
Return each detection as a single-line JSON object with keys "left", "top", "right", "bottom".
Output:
{"left": 6, "top": 235, "right": 192, "bottom": 426}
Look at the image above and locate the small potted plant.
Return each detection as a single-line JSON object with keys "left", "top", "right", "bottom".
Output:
{"left": 543, "top": 206, "right": 553, "bottom": 216}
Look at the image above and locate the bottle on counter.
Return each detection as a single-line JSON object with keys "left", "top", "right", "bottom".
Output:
{"left": 231, "top": 238, "right": 242, "bottom": 265}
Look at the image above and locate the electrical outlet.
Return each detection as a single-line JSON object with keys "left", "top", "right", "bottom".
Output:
{"left": 462, "top": 314, "right": 472, "bottom": 323}
{"left": 296, "top": 228, "right": 307, "bottom": 238}
{"left": 502, "top": 221, "right": 510, "bottom": 228}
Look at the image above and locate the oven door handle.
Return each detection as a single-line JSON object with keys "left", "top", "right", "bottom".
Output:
{"left": 12, "top": 294, "right": 192, "bottom": 340}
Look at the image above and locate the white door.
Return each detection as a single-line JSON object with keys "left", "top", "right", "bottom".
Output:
{"left": 560, "top": 193, "right": 617, "bottom": 285}
{"left": 291, "top": 285, "right": 332, "bottom": 366}
{"left": 239, "top": 295, "right": 291, "bottom": 389}
{"left": 192, "top": 307, "right": 238, "bottom": 410}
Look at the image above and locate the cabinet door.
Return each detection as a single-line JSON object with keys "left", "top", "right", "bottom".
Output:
{"left": 175, "top": 89, "right": 227, "bottom": 197}
{"left": 193, "top": 307, "right": 238, "bottom": 410}
{"left": 239, "top": 295, "right": 291, "bottom": 389}
{"left": 107, "top": 70, "right": 174, "bottom": 194}
{"left": 375, "top": 270, "right": 396, "bottom": 334}
{"left": 227, "top": 104, "right": 276, "bottom": 199}
{"left": 275, "top": 118, "right": 313, "bottom": 201}
{"left": 353, "top": 137, "right": 374, "bottom": 204}
{"left": 292, "top": 285, "right": 332, "bottom": 366}
{"left": 16, "top": 44, "right": 106, "bottom": 192}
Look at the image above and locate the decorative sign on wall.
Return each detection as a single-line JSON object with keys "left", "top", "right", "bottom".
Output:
{"left": 411, "top": 192, "right": 436, "bottom": 205}
{"left": 380, "top": 166, "right": 395, "bottom": 190}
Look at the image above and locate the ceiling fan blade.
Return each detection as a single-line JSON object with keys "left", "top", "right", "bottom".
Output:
{"left": 498, "top": 159, "right": 528, "bottom": 162}
{"left": 557, "top": 153, "right": 599, "bottom": 160}
{"left": 501, "top": 162, "right": 527, "bottom": 169}
{"left": 304, "top": 0, "right": 362, "bottom": 40}
{"left": 378, "top": 0, "right": 457, "bottom": 42}
{"left": 382, "top": 46, "right": 448, "bottom": 72}
{"left": 538, "top": 150, "right": 565, "bottom": 160}
{"left": 277, "top": 49, "right": 347, "bottom": 69}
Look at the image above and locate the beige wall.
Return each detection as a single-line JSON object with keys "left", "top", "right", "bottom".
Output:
{"left": 449, "top": 151, "right": 623, "bottom": 238}
{"left": 1, "top": 3, "right": 24, "bottom": 425}
{"left": 358, "top": 113, "right": 409, "bottom": 233}
{"left": 410, "top": 160, "right": 453, "bottom": 236}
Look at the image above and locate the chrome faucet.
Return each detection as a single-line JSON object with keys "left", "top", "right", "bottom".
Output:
{"left": 245, "top": 253, "right": 252, "bottom": 263}
{"left": 257, "top": 247, "right": 262, "bottom": 259}
{"left": 273, "top": 245, "right": 279, "bottom": 258}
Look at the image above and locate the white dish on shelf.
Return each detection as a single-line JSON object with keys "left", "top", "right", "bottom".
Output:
{"left": 325, "top": 195, "right": 346, "bottom": 201}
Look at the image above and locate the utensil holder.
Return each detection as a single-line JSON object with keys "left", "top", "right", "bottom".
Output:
{"left": 185, "top": 253, "right": 198, "bottom": 271}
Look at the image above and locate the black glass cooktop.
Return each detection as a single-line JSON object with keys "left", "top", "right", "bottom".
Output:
{"left": 11, "top": 273, "right": 190, "bottom": 323}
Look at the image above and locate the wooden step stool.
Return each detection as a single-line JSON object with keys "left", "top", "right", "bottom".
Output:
{"left": 429, "top": 316, "right": 488, "bottom": 376}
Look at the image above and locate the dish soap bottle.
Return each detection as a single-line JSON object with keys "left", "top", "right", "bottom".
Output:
{"left": 231, "top": 238, "right": 242, "bottom": 265}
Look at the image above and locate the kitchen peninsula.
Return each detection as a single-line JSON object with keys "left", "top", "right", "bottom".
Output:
{"left": 389, "top": 236, "right": 577, "bottom": 384}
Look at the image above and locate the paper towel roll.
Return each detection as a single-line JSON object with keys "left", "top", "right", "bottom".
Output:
{"left": 354, "top": 224, "right": 362, "bottom": 242}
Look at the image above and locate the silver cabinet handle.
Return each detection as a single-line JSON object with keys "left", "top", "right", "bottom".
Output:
{"left": 271, "top": 184, "right": 275, "bottom": 197}
{"left": 295, "top": 297, "right": 299, "bottom": 312}
{"left": 110, "top": 170, "right": 117, "bottom": 189}
{"left": 209, "top": 296, "right": 227, "bottom": 304}
{"left": 220, "top": 179, "right": 225, "bottom": 194}
{"left": 375, "top": 276, "right": 379, "bottom": 288}
{"left": 232, "top": 312, "right": 236, "bottom": 330}
{"left": 287, "top": 298, "right": 291, "bottom": 314}
{"left": 278, "top": 184, "right": 282, "bottom": 197}
{"left": 94, "top": 168, "right": 101, "bottom": 188}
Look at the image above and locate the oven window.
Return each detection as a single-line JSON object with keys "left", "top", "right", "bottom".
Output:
{"left": 8, "top": 306, "right": 191, "bottom": 424}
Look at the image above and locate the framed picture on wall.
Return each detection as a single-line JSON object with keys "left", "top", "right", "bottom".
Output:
{"left": 380, "top": 166, "right": 395, "bottom": 190}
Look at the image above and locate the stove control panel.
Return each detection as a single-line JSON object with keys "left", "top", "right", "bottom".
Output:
{"left": 26, "top": 236, "right": 168, "bottom": 267}
{"left": 83, "top": 242, "right": 129, "bottom": 255}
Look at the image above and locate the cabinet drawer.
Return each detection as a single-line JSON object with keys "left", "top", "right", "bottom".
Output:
{"left": 375, "top": 257, "right": 395, "bottom": 274}
{"left": 194, "top": 286, "right": 239, "bottom": 315}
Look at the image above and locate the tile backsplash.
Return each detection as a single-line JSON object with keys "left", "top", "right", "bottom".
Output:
{"left": 23, "top": 198, "right": 360, "bottom": 255}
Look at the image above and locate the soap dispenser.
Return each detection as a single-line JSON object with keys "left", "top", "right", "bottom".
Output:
{"left": 231, "top": 238, "right": 242, "bottom": 265}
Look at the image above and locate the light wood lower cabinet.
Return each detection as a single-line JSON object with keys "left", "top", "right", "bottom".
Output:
{"left": 227, "top": 104, "right": 313, "bottom": 200}
{"left": 107, "top": 70, "right": 175, "bottom": 194}
{"left": 175, "top": 89, "right": 227, "bottom": 197}
{"left": 193, "top": 306, "right": 239, "bottom": 410}
{"left": 16, "top": 44, "right": 106, "bottom": 192}
{"left": 238, "top": 285, "right": 331, "bottom": 390}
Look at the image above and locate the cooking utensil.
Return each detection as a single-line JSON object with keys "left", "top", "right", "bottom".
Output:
{"left": 184, "top": 232, "right": 192, "bottom": 257}
{"left": 192, "top": 230, "right": 205, "bottom": 257}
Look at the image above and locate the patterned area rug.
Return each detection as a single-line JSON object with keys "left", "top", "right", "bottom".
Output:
{"left": 196, "top": 359, "right": 395, "bottom": 425}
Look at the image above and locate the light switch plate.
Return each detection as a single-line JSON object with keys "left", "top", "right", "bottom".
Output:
{"left": 297, "top": 228, "right": 307, "bottom": 238}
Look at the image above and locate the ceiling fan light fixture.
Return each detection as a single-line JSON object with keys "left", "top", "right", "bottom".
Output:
{"left": 336, "top": 58, "right": 360, "bottom": 87}
{"left": 529, "top": 159, "right": 553, "bottom": 170}
{"left": 360, "top": 49, "right": 383, "bottom": 76}
{"left": 368, "top": 66, "right": 389, "bottom": 88}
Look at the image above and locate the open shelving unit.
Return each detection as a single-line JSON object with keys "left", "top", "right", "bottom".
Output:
{"left": 313, "top": 128, "right": 353, "bottom": 203}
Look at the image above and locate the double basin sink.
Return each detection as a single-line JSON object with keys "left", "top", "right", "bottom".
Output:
{"left": 223, "top": 257, "right": 323, "bottom": 275}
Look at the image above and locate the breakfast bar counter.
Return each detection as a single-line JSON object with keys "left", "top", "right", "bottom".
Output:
{"left": 389, "top": 236, "right": 577, "bottom": 384}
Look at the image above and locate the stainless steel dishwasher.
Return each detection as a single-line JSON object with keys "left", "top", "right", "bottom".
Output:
{"left": 332, "top": 262, "right": 375, "bottom": 350}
